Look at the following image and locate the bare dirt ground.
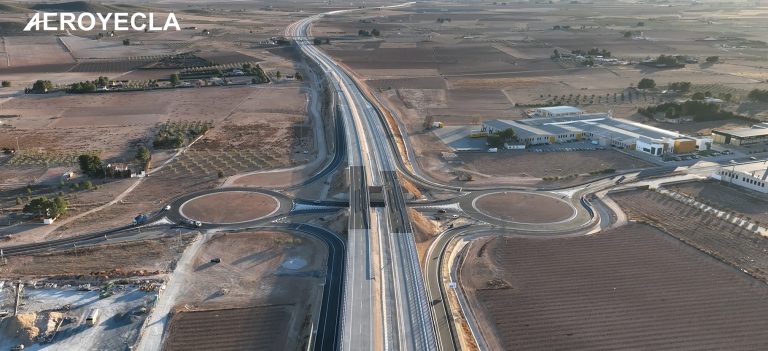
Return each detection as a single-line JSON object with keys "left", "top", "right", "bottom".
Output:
{"left": 610, "top": 189, "right": 768, "bottom": 283}
{"left": 461, "top": 224, "right": 768, "bottom": 351}
{"left": 164, "top": 231, "right": 327, "bottom": 351}
{"left": 474, "top": 192, "right": 574, "bottom": 223}
{"left": 0, "top": 234, "right": 192, "bottom": 279}
{"left": 667, "top": 180, "right": 768, "bottom": 225}
{"left": 449, "top": 150, "right": 651, "bottom": 186}
{"left": 180, "top": 191, "right": 278, "bottom": 224}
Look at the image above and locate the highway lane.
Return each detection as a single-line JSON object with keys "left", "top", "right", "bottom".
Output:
{"left": 288, "top": 5, "right": 438, "bottom": 351}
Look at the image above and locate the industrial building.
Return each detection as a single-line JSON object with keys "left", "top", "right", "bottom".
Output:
{"left": 712, "top": 126, "right": 768, "bottom": 146}
{"left": 715, "top": 162, "right": 768, "bottom": 193}
{"left": 482, "top": 113, "right": 708, "bottom": 156}
{"left": 528, "top": 106, "right": 585, "bottom": 118}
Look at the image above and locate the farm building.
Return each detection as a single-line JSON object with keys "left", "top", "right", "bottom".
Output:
{"left": 482, "top": 113, "right": 706, "bottom": 156}
{"left": 714, "top": 162, "right": 768, "bottom": 193}
{"left": 528, "top": 106, "right": 584, "bottom": 118}
{"left": 712, "top": 127, "right": 768, "bottom": 146}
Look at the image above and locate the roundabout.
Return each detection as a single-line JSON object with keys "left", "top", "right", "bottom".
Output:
{"left": 472, "top": 191, "right": 576, "bottom": 224}
{"left": 179, "top": 191, "right": 279, "bottom": 224}
{"left": 167, "top": 188, "right": 293, "bottom": 227}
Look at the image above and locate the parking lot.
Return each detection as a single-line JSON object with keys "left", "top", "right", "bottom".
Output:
{"left": 526, "top": 140, "right": 605, "bottom": 153}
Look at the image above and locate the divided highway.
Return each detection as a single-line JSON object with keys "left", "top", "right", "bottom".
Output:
{"left": 287, "top": 4, "right": 438, "bottom": 351}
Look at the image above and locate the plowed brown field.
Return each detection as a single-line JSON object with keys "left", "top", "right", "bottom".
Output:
{"left": 163, "top": 305, "right": 291, "bottom": 351}
{"left": 611, "top": 189, "right": 768, "bottom": 283}
{"left": 462, "top": 224, "right": 768, "bottom": 351}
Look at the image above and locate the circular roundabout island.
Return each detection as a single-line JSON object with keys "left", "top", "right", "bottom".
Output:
{"left": 179, "top": 191, "right": 279, "bottom": 224}
{"left": 473, "top": 192, "right": 576, "bottom": 224}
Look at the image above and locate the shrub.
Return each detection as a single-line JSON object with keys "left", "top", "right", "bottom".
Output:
{"left": 638, "top": 78, "right": 656, "bottom": 89}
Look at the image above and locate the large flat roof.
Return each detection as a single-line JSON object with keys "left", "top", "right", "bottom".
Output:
{"left": 484, "top": 114, "right": 682, "bottom": 143}
{"left": 713, "top": 128, "right": 768, "bottom": 138}
{"left": 535, "top": 106, "right": 583, "bottom": 114}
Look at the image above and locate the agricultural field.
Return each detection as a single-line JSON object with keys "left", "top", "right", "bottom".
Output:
{"left": 163, "top": 305, "right": 292, "bottom": 351}
{"left": 314, "top": 1, "right": 768, "bottom": 186}
{"left": 667, "top": 180, "right": 768, "bottom": 225}
{"left": 461, "top": 223, "right": 768, "bottom": 351}
{"left": 610, "top": 189, "right": 768, "bottom": 283}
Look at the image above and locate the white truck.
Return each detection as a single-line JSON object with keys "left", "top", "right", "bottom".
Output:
{"left": 86, "top": 309, "right": 100, "bottom": 327}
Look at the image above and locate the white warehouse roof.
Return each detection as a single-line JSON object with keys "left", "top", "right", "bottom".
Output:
{"left": 535, "top": 106, "right": 584, "bottom": 115}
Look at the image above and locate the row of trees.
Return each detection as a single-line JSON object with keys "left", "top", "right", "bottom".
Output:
{"left": 358, "top": 28, "right": 381, "bottom": 37}
{"left": 637, "top": 100, "right": 739, "bottom": 121}
{"left": 668, "top": 81, "right": 692, "bottom": 92}
{"left": 68, "top": 76, "right": 110, "bottom": 93}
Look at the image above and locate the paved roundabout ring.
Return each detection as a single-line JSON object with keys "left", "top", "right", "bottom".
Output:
{"left": 166, "top": 187, "right": 293, "bottom": 227}
{"left": 458, "top": 190, "right": 591, "bottom": 232}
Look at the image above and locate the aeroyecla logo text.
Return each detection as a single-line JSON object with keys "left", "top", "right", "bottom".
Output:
{"left": 24, "top": 12, "right": 180, "bottom": 32}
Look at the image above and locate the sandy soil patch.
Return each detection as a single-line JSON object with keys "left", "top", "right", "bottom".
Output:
{"left": 474, "top": 192, "right": 574, "bottom": 223}
{"left": 180, "top": 191, "right": 278, "bottom": 224}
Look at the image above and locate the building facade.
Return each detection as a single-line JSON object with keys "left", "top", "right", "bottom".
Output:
{"left": 481, "top": 113, "right": 705, "bottom": 156}
{"left": 715, "top": 163, "right": 768, "bottom": 194}
{"left": 712, "top": 128, "right": 768, "bottom": 146}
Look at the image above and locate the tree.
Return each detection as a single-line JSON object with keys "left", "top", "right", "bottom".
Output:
{"left": 313, "top": 38, "right": 322, "bottom": 45}
{"left": 498, "top": 128, "right": 516, "bottom": 142}
{"left": 486, "top": 134, "right": 504, "bottom": 148}
{"left": 623, "top": 31, "right": 632, "bottom": 38}
{"left": 637, "top": 78, "right": 656, "bottom": 89}
{"left": 294, "top": 71, "right": 303, "bottom": 81}
{"left": 275, "top": 71, "right": 281, "bottom": 79}
{"left": 170, "top": 73, "right": 181, "bottom": 86}
{"left": 135, "top": 145, "right": 151, "bottom": 169}
{"left": 1, "top": 81, "right": 10, "bottom": 87}
{"left": 83, "top": 180, "right": 94, "bottom": 190}
{"left": 747, "top": 89, "right": 768, "bottom": 102}
{"left": 23, "top": 196, "right": 68, "bottom": 219}
{"left": 371, "top": 28, "right": 380, "bottom": 37}
{"left": 705, "top": 56, "right": 719, "bottom": 63}
{"left": 552, "top": 49, "right": 560, "bottom": 58}
{"left": 97, "top": 76, "right": 109, "bottom": 86}
{"left": 78, "top": 154, "right": 105, "bottom": 178}
{"left": 32, "top": 80, "right": 54, "bottom": 93}
{"left": 123, "top": 38, "right": 130, "bottom": 46}
{"left": 664, "top": 106, "right": 677, "bottom": 119}
{"left": 691, "top": 92, "right": 706, "bottom": 100}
